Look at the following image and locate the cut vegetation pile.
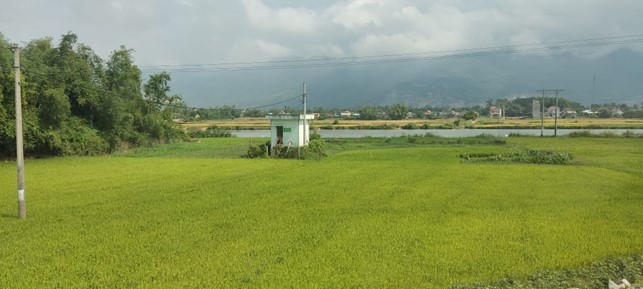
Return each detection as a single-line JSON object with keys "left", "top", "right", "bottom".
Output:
{"left": 1, "top": 136, "right": 641, "bottom": 288}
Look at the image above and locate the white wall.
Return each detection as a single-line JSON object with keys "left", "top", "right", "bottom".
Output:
{"left": 269, "top": 119, "right": 309, "bottom": 148}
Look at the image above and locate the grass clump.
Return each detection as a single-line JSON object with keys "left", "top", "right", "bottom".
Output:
{"left": 460, "top": 149, "right": 573, "bottom": 165}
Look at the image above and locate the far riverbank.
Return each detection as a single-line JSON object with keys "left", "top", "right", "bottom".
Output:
{"left": 182, "top": 117, "right": 643, "bottom": 131}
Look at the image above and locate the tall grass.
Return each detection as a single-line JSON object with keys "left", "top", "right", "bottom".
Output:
{"left": 0, "top": 137, "right": 641, "bottom": 288}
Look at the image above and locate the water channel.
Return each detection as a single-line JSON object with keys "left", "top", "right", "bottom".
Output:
{"left": 232, "top": 129, "right": 643, "bottom": 138}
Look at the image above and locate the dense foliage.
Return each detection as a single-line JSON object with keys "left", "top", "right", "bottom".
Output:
{"left": 0, "top": 32, "right": 185, "bottom": 157}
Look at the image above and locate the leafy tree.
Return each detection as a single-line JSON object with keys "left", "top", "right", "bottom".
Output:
{"left": 1, "top": 32, "right": 186, "bottom": 157}
{"left": 462, "top": 110, "right": 479, "bottom": 121}
{"left": 38, "top": 88, "right": 71, "bottom": 128}
{"left": 389, "top": 103, "right": 409, "bottom": 120}
{"left": 144, "top": 72, "right": 172, "bottom": 110}
{"left": 357, "top": 106, "right": 380, "bottom": 120}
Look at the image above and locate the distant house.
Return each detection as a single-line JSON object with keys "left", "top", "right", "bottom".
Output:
{"left": 489, "top": 106, "right": 502, "bottom": 118}
{"left": 547, "top": 106, "right": 560, "bottom": 117}
{"left": 611, "top": 108, "right": 624, "bottom": 117}
{"left": 340, "top": 111, "right": 353, "bottom": 118}
{"left": 582, "top": 109, "right": 595, "bottom": 116}
{"left": 266, "top": 114, "right": 315, "bottom": 149}
{"left": 561, "top": 109, "right": 577, "bottom": 118}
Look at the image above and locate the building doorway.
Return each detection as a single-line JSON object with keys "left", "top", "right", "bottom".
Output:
{"left": 276, "top": 126, "right": 283, "bottom": 144}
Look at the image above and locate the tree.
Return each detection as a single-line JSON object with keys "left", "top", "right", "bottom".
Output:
{"left": 105, "top": 46, "right": 141, "bottom": 100}
{"left": 462, "top": 110, "right": 479, "bottom": 121}
{"left": 389, "top": 103, "right": 408, "bottom": 120}
{"left": 357, "top": 106, "right": 380, "bottom": 120}
{"left": 144, "top": 72, "right": 172, "bottom": 110}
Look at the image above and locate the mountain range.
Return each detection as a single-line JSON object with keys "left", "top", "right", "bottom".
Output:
{"left": 168, "top": 48, "right": 643, "bottom": 109}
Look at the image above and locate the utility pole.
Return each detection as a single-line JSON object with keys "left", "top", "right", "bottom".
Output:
{"left": 538, "top": 90, "right": 545, "bottom": 137}
{"left": 590, "top": 74, "right": 595, "bottom": 123}
{"left": 302, "top": 82, "right": 307, "bottom": 145}
{"left": 552, "top": 89, "right": 564, "bottom": 137}
{"left": 537, "top": 89, "right": 565, "bottom": 137}
{"left": 13, "top": 44, "right": 26, "bottom": 220}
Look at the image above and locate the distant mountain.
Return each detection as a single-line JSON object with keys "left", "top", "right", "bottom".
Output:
{"left": 169, "top": 48, "right": 643, "bottom": 108}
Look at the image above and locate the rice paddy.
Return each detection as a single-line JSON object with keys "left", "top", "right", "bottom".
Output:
{"left": 0, "top": 136, "right": 641, "bottom": 288}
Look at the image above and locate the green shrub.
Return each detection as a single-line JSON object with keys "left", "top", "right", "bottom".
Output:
{"left": 43, "top": 117, "right": 109, "bottom": 156}
{"left": 402, "top": 122, "right": 420, "bottom": 129}
{"left": 187, "top": 126, "right": 233, "bottom": 138}
{"left": 244, "top": 141, "right": 269, "bottom": 158}
{"left": 460, "top": 149, "right": 573, "bottom": 165}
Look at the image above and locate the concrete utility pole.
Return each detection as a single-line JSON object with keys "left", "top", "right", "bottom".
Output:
{"left": 537, "top": 89, "right": 565, "bottom": 137}
{"left": 13, "top": 44, "right": 26, "bottom": 220}
{"left": 302, "top": 82, "right": 307, "bottom": 145}
{"left": 537, "top": 90, "right": 545, "bottom": 137}
{"left": 552, "top": 89, "right": 564, "bottom": 137}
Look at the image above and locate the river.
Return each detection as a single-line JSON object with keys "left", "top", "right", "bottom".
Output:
{"left": 231, "top": 128, "right": 643, "bottom": 138}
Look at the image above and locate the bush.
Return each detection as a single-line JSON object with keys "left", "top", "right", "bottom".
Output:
{"left": 567, "top": 130, "right": 594, "bottom": 137}
{"left": 402, "top": 122, "right": 420, "bottom": 129}
{"left": 263, "top": 132, "right": 327, "bottom": 160}
{"left": 187, "top": 126, "right": 232, "bottom": 138}
{"left": 244, "top": 142, "right": 268, "bottom": 158}
{"left": 300, "top": 139, "right": 327, "bottom": 160}
{"left": 460, "top": 149, "right": 573, "bottom": 165}
{"left": 44, "top": 117, "right": 109, "bottom": 156}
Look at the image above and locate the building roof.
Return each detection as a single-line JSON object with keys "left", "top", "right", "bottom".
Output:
{"left": 266, "top": 114, "right": 315, "bottom": 120}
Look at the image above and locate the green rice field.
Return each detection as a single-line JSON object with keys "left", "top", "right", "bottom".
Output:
{"left": 1, "top": 136, "right": 642, "bottom": 288}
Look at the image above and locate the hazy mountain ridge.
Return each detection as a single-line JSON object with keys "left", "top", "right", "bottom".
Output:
{"left": 173, "top": 48, "right": 643, "bottom": 108}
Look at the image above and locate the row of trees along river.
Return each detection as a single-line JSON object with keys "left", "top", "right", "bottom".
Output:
{"left": 188, "top": 100, "right": 643, "bottom": 121}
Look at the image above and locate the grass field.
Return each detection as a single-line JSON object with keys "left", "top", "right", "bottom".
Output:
{"left": 1, "top": 136, "right": 642, "bottom": 288}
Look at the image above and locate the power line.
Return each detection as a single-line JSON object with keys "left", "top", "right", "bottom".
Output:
{"left": 139, "top": 34, "right": 643, "bottom": 73}
{"left": 140, "top": 34, "right": 643, "bottom": 69}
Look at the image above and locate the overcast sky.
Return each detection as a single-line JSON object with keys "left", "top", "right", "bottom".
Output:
{"left": 2, "top": 0, "right": 643, "bottom": 66}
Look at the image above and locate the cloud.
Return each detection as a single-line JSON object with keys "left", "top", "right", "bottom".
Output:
{"left": 242, "top": 0, "right": 318, "bottom": 34}
{"left": 328, "top": 0, "right": 385, "bottom": 30}
{"left": 228, "top": 39, "right": 291, "bottom": 61}
{"left": 1, "top": 0, "right": 643, "bottom": 65}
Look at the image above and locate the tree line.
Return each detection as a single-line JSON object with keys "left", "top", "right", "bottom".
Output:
{"left": 0, "top": 32, "right": 185, "bottom": 158}
{"left": 186, "top": 97, "right": 643, "bottom": 121}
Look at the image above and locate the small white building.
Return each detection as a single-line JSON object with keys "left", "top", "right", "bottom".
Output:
{"left": 266, "top": 114, "right": 315, "bottom": 148}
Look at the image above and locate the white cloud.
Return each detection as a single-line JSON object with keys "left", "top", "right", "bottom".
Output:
{"left": 228, "top": 39, "right": 291, "bottom": 61}
{"left": 242, "top": 0, "right": 318, "bottom": 34}
{"left": 2, "top": 0, "right": 643, "bottom": 65}
{"left": 328, "top": 0, "right": 385, "bottom": 30}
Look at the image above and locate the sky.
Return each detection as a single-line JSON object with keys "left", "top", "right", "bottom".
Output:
{"left": 2, "top": 0, "right": 643, "bottom": 64}
{"left": 2, "top": 0, "right": 643, "bottom": 106}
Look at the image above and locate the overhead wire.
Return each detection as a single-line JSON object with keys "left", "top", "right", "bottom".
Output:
{"left": 139, "top": 34, "right": 643, "bottom": 73}
{"left": 15, "top": 34, "right": 643, "bottom": 109}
